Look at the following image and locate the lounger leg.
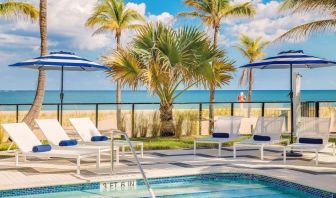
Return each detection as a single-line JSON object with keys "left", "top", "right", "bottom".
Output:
{"left": 96, "top": 150, "right": 101, "bottom": 169}
{"left": 15, "top": 152, "right": 19, "bottom": 166}
{"left": 315, "top": 150, "right": 319, "bottom": 166}
{"left": 260, "top": 145, "right": 264, "bottom": 161}
{"left": 283, "top": 147, "right": 286, "bottom": 164}
{"left": 122, "top": 145, "right": 125, "bottom": 156}
{"left": 193, "top": 141, "right": 196, "bottom": 155}
{"left": 218, "top": 143, "right": 222, "bottom": 157}
{"left": 233, "top": 144, "right": 236, "bottom": 159}
{"left": 76, "top": 157, "right": 81, "bottom": 175}
{"left": 141, "top": 143, "right": 144, "bottom": 158}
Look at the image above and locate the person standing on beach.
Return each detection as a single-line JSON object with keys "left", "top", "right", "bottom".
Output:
{"left": 238, "top": 92, "right": 246, "bottom": 111}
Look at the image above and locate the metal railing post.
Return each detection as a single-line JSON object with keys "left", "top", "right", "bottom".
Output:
{"left": 16, "top": 105, "right": 19, "bottom": 123}
{"left": 261, "top": 102, "right": 265, "bottom": 117}
{"left": 315, "top": 102, "right": 320, "bottom": 117}
{"left": 95, "top": 104, "right": 99, "bottom": 127}
{"left": 230, "top": 103, "right": 234, "bottom": 116}
{"left": 131, "top": 104, "right": 135, "bottom": 136}
{"left": 198, "top": 103, "right": 202, "bottom": 136}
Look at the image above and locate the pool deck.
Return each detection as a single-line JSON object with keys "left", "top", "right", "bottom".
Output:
{"left": 0, "top": 146, "right": 336, "bottom": 194}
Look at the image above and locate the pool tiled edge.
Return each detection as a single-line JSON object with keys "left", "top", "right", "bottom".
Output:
{"left": 1, "top": 173, "right": 335, "bottom": 197}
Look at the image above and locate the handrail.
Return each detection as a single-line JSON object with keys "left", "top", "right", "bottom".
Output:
{"left": 110, "top": 130, "right": 155, "bottom": 198}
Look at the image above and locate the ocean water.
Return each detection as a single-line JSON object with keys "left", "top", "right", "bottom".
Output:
{"left": 0, "top": 90, "right": 335, "bottom": 110}
{"left": 0, "top": 90, "right": 335, "bottom": 104}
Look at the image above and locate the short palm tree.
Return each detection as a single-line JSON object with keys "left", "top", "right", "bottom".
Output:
{"left": 179, "top": 0, "right": 255, "bottom": 133}
{"left": 234, "top": 34, "right": 269, "bottom": 117}
{"left": 103, "top": 23, "right": 235, "bottom": 136}
{"left": 0, "top": 1, "right": 42, "bottom": 128}
{"left": 276, "top": 0, "right": 336, "bottom": 41}
{"left": 86, "top": 0, "right": 145, "bottom": 129}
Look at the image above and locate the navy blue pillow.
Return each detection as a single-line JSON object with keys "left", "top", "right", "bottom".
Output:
{"left": 32, "top": 144, "right": 52, "bottom": 153}
{"left": 91, "top": 135, "right": 108, "bottom": 142}
{"left": 59, "top": 139, "right": 78, "bottom": 146}
{"left": 212, "top": 133, "right": 229, "bottom": 138}
{"left": 299, "top": 138, "right": 323, "bottom": 144}
{"left": 253, "top": 135, "right": 271, "bottom": 141}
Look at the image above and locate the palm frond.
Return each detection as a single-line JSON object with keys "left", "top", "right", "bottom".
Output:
{"left": 0, "top": 1, "right": 38, "bottom": 21}
{"left": 280, "top": 0, "right": 336, "bottom": 13}
{"left": 274, "top": 19, "right": 336, "bottom": 42}
{"left": 222, "top": 2, "right": 256, "bottom": 18}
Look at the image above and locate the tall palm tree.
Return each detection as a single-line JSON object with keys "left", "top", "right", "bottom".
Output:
{"left": 85, "top": 0, "right": 145, "bottom": 129}
{"left": 179, "top": 0, "right": 255, "bottom": 133}
{"left": 103, "top": 23, "right": 235, "bottom": 136}
{"left": 0, "top": 1, "right": 41, "bottom": 128}
{"left": 276, "top": 0, "right": 336, "bottom": 41}
{"left": 234, "top": 34, "right": 269, "bottom": 117}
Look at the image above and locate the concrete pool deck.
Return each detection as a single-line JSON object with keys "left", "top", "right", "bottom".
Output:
{"left": 0, "top": 146, "right": 335, "bottom": 194}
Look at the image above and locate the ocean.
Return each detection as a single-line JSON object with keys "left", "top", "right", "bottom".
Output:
{"left": 0, "top": 90, "right": 335, "bottom": 104}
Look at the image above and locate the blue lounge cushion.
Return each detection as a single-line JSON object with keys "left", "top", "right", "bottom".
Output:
{"left": 32, "top": 144, "right": 52, "bottom": 153}
{"left": 299, "top": 138, "right": 323, "bottom": 144}
{"left": 212, "top": 133, "right": 229, "bottom": 138}
{"left": 91, "top": 135, "right": 108, "bottom": 142}
{"left": 253, "top": 135, "right": 271, "bottom": 141}
{"left": 59, "top": 139, "right": 78, "bottom": 146}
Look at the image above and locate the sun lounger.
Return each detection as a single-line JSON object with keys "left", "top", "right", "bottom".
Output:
{"left": 35, "top": 119, "right": 120, "bottom": 166}
{"left": 1, "top": 123, "right": 100, "bottom": 174}
{"left": 194, "top": 116, "right": 243, "bottom": 156}
{"left": 284, "top": 117, "right": 335, "bottom": 165}
{"left": 69, "top": 118, "right": 144, "bottom": 157}
{"left": 233, "top": 117, "right": 286, "bottom": 161}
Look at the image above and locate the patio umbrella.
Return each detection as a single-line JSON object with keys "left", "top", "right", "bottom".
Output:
{"left": 9, "top": 51, "right": 110, "bottom": 124}
{"left": 240, "top": 50, "right": 336, "bottom": 145}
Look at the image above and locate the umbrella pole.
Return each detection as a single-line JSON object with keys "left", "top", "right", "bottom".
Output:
{"left": 60, "top": 66, "right": 64, "bottom": 125}
{"left": 290, "top": 64, "right": 294, "bottom": 144}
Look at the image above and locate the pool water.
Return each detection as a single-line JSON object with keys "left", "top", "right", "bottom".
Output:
{"left": 16, "top": 174, "right": 324, "bottom": 198}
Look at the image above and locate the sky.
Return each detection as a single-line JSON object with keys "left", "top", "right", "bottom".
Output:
{"left": 1, "top": 0, "right": 336, "bottom": 91}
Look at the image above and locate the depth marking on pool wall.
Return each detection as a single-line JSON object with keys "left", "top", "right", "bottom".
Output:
{"left": 100, "top": 180, "right": 137, "bottom": 191}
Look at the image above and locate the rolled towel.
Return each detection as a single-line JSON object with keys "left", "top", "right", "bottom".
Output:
{"left": 253, "top": 135, "right": 271, "bottom": 141}
{"left": 59, "top": 139, "right": 78, "bottom": 146}
{"left": 91, "top": 135, "right": 108, "bottom": 142}
{"left": 32, "top": 144, "right": 52, "bottom": 153}
{"left": 299, "top": 138, "right": 323, "bottom": 144}
{"left": 212, "top": 133, "right": 229, "bottom": 138}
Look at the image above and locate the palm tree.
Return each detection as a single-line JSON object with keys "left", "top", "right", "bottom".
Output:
{"left": 103, "top": 23, "right": 235, "bottom": 136}
{"left": 179, "top": 0, "right": 255, "bottom": 133}
{"left": 0, "top": 1, "right": 41, "bottom": 128}
{"left": 85, "top": 0, "right": 145, "bottom": 129}
{"left": 276, "top": 0, "right": 336, "bottom": 41}
{"left": 234, "top": 34, "right": 269, "bottom": 117}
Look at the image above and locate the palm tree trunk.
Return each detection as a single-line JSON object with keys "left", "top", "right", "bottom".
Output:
{"left": 209, "top": 25, "right": 220, "bottom": 134}
{"left": 159, "top": 102, "right": 175, "bottom": 136}
{"left": 247, "top": 68, "right": 253, "bottom": 117}
{"left": 23, "top": 0, "right": 47, "bottom": 128}
{"left": 116, "top": 32, "right": 122, "bottom": 129}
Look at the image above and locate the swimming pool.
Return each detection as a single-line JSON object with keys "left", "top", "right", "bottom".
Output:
{"left": 3, "top": 173, "right": 335, "bottom": 197}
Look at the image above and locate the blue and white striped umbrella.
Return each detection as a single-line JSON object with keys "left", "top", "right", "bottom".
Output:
{"left": 9, "top": 51, "right": 110, "bottom": 124}
{"left": 9, "top": 51, "right": 110, "bottom": 71}
{"left": 240, "top": 50, "right": 336, "bottom": 146}
{"left": 241, "top": 50, "right": 336, "bottom": 69}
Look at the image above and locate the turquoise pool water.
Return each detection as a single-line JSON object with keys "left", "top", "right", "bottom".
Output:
{"left": 12, "top": 174, "right": 328, "bottom": 198}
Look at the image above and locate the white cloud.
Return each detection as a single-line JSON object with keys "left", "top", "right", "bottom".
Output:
{"left": 219, "top": 0, "right": 327, "bottom": 44}
{"left": 148, "top": 12, "right": 176, "bottom": 26}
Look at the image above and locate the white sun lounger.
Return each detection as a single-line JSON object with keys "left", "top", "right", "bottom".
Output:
{"left": 1, "top": 123, "right": 100, "bottom": 174}
{"left": 233, "top": 117, "right": 286, "bottom": 161}
{"left": 35, "top": 119, "right": 120, "bottom": 166}
{"left": 194, "top": 116, "right": 243, "bottom": 156}
{"left": 69, "top": 118, "right": 144, "bottom": 157}
{"left": 284, "top": 117, "right": 335, "bottom": 165}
